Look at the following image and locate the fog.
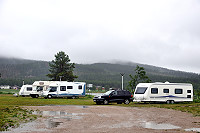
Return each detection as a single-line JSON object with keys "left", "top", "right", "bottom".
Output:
{"left": 0, "top": 0, "right": 200, "bottom": 73}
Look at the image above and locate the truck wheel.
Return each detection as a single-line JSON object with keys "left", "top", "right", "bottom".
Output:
{"left": 103, "top": 100, "right": 108, "bottom": 105}
{"left": 124, "top": 99, "right": 130, "bottom": 104}
{"left": 47, "top": 95, "right": 52, "bottom": 99}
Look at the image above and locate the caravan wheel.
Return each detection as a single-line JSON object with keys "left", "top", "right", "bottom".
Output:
{"left": 47, "top": 95, "right": 52, "bottom": 99}
{"left": 166, "top": 100, "right": 175, "bottom": 104}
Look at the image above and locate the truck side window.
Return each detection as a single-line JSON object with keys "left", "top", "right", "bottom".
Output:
{"left": 112, "top": 91, "right": 117, "bottom": 95}
{"left": 175, "top": 89, "right": 182, "bottom": 94}
{"left": 78, "top": 85, "right": 82, "bottom": 89}
{"left": 67, "top": 86, "right": 73, "bottom": 89}
{"left": 117, "top": 91, "right": 123, "bottom": 95}
{"left": 60, "top": 86, "right": 66, "bottom": 91}
{"left": 49, "top": 87, "right": 57, "bottom": 92}
{"left": 163, "top": 89, "right": 169, "bottom": 93}
{"left": 27, "top": 87, "right": 32, "bottom": 91}
{"left": 151, "top": 88, "right": 158, "bottom": 94}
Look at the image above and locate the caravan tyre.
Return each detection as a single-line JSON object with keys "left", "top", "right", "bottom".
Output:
{"left": 47, "top": 95, "right": 52, "bottom": 99}
{"left": 72, "top": 96, "right": 76, "bottom": 99}
{"left": 35, "top": 95, "right": 39, "bottom": 98}
{"left": 166, "top": 100, "right": 170, "bottom": 104}
{"left": 170, "top": 100, "right": 175, "bottom": 104}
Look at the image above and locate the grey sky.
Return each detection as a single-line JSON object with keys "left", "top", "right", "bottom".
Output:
{"left": 0, "top": 0, "right": 200, "bottom": 73}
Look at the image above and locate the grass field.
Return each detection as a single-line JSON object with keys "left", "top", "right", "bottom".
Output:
{"left": 0, "top": 89, "right": 19, "bottom": 94}
{"left": 0, "top": 93, "right": 200, "bottom": 131}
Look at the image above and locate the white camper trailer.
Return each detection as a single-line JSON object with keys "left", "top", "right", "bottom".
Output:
{"left": 30, "top": 81, "right": 55, "bottom": 98}
{"left": 134, "top": 82, "right": 193, "bottom": 103}
{"left": 42, "top": 81, "right": 86, "bottom": 99}
{"left": 19, "top": 85, "right": 33, "bottom": 96}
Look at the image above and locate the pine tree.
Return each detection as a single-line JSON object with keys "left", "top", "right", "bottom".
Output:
{"left": 47, "top": 51, "right": 78, "bottom": 81}
{"left": 128, "top": 65, "right": 151, "bottom": 93}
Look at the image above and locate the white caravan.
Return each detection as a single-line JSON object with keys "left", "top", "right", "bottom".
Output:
{"left": 30, "top": 81, "right": 55, "bottom": 98}
{"left": 134, "top": 82, "right": 193, "bottom": 103}
{"left": 42, "top": 81, "right": 86, "bottom": 99}
{"left": 19, "top": 85, "right": 33, "bottom": 96}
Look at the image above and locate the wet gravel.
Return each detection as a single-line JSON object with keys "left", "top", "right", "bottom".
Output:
{"left": 4, "top": 105, "right": 200, "bottom": 133}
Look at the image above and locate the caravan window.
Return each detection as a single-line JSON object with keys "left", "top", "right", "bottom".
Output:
{"left": 135, "top": 87, "right": 147, "bottom": 94}
{"left": 78, "top": 85, "right": 82, "bottom": 89}
{"left": 151, "top": 88, "right": 158, "bottom": 94}
{"left": 60, "top": 86, "right": 66, "bottom": 91}
{"left": 27, "top": 87, "right": 32, "bottom": 91}
{"left": 187, "top": 90, "right": 191, "bottom": 93}
{"left": 67, "top": 86, "right": 73, "bottom": 89}
{"left": 175, "top": 89, "right": 182, "bottom": 94}
{"left": 49, "top": 87, "right": 57, "bottom": 92}
{"left": 163, "top": 89, "right": 169, "bottom": 93}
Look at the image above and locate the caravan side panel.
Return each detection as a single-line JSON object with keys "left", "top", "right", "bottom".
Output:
{"left": 134, "top": 83, "right": 193, "bottom": 103}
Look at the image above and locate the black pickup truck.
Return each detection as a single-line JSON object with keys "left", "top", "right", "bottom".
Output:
{"left": 93, "top": 90, "right": 133, "bottom": 105}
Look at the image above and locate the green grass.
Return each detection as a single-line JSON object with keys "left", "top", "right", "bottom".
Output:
{"left": 0, "top": 89, "right": 19, "bottom": 94}
{"left": 0, "top": 106, "right": 37, "bottom": 131}
{"left": 0, "top": 94, "right": 95, "bottom": 106}
{"left": 0, "top": 94, "right": 200, "bottom": 131}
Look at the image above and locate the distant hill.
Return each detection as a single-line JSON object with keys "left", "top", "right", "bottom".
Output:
{"left": 0, "top": 57, "right": 200, "bottom": 89}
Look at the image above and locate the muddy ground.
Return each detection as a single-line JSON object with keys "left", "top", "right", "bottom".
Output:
{"left": 5, "top": 105, "right": 200, "bottom": 133}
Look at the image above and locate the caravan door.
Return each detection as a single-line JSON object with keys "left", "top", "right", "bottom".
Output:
{"left": 49, "top": 86, "right": 58, "bottom": 97}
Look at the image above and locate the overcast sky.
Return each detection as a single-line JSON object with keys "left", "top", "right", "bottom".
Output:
{"left": 0, "top": 0, "right": 200, "bottom": 73}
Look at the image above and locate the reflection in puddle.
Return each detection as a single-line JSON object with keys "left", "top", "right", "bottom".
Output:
{"left": 44, "top": 105, "right": 89, "bottom": 109}
{"left": 32, "top": 110, "right": 84, "bottom": 128}
{"left": 47, "top": 119, "right": 63, "bottom": 128}
{"left": 141, "top": 121, "right": 181, "bottom": 130}
{"left": 33, "top": 111, "right": 83, "bottom": 120}
{"left": 185, "top": 128, "right": 200, "bottom": 132}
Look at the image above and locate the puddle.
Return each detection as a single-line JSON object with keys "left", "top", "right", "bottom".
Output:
{"left": 1, "top": 121, "right": 49, "bottom": 133}
{"left": 44, "top": 105, "right": 89, "bottom": 108}
{"left": 185, "top": 128, "right": 200, "bottom": 132}
{"left": 33, "top": 110, "right": 83, "bottom": 120}
{"left": 141, "top": 121, "right": 181, "bottom": 130}
{"left": 47, "top": 119, "right": 63, "bottom": 128}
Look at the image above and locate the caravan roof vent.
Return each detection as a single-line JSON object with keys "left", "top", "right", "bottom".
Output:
{"left": 165, "top": 81, "right": 170, "bottom": 83}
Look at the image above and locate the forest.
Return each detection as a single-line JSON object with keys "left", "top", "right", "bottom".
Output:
{"left": 0, "top": 57, "right": 200, "bottom": 90}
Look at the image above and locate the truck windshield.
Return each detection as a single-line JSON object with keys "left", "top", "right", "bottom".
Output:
{"left": 135, "top": 87, "right": 147, "bottom": 94}
{"left": 103, "top": 90, "right": 114, "bottom": 95}
{"left": 36, "top": 86, "right": 43, "bottom": 91}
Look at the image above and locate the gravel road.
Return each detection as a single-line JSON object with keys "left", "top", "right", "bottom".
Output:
{"left": 5, "top": 105, "right": 200, "bottom": 133}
